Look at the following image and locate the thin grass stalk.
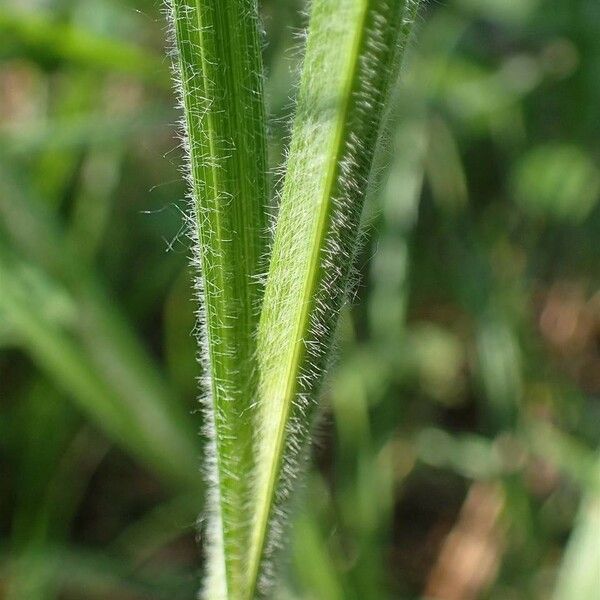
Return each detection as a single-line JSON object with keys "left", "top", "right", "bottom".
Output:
{"left": 247, "top": 0, "right": 421, "bottom": 596}
{"left": 166, "top": 1, "right": 268, "bottom": 598}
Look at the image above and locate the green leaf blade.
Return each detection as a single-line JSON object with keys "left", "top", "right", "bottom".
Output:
{"left": 167, "top": 1, "right": 268, "bottom": 598}
{"left": 248, "top": 0, "right": 421, "bottom": 595}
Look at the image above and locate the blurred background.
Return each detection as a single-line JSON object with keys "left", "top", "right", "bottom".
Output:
{"left": 1, "top": 0, "right": 599, "bottom": 598}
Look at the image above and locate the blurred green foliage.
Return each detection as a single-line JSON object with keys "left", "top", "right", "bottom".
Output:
{"left": 1, "top": 0, "right": 598, "bottom": 599}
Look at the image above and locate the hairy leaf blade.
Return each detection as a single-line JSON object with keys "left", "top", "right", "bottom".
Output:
{"left": 167, "top": 1, "right": 268, "bottom": 598}
{"left": 248, "top": 0, "right": 421, "bottom": 595}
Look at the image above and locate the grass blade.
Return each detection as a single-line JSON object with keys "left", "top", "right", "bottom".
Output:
{"left": 167, "top": 1, "right": 268, "bottom": 597}
{"left": 0, "top": 246, "right": 198, "bottom": 489}
{"left": 0, "top": 166, "right": 200, "bottom": 490}
{"left": 0, "top": 9, "right": 168, "bottom": 86}
{"left": 248, "top": 0, "right": 421, "bottom": 595}
{"left": 553, "top": 451, "right": 600, "bottom": 600}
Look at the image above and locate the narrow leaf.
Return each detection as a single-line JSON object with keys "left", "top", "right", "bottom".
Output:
{"left": 0, "top": 9, "right": 168, "bottom": 86}
{"left": 0, "top": 168, "right": 200, "bottom": 490}
{"left": 166, "top": 1, "right": 268, "bottom": 598}
{"left": 553, "top": 452, "right": 600, "bottom": 600}
{"left": 0, "top": 246, "right": 198, "bottom": 490}
{"left": 248, "top": 0, "right": 421, "bottom": 595}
